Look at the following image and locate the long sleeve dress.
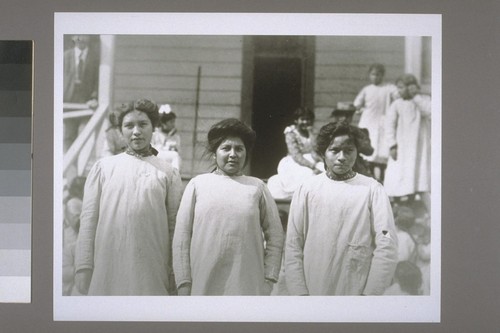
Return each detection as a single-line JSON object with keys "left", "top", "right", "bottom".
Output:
{"left": 74, "top": 152, "right": 182, "bottom": 295}
{"left": 354, "top": 83, "right": 398, "bottom": 164}
{"left": 285, "top": 173, "right": 398, "bottom": 295}
{"left": 384, "top": 94, "right": 431, "bottom": 197}
{"left": 173, "top": 173, "right": 284, "bottom": 295}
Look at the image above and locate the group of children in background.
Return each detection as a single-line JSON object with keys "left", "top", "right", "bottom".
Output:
{"left": 384, "top": 201, "right": 431, "bottom": 295}
{"left": 351, "top": 64, "right": 431, "bottom": 295}
{"left": 354, "top": 64, "right": 431, "bottom": 296}
{"left": 62, "top": 176, "right": 85, "bottom": 296}
{"left": 354, "top": 64, "right": 431, "bottom": 215}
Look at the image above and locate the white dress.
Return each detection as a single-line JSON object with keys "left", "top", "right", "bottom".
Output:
{"left": 173, "top": 173, "right": 284, "bottom": 295}
{"left": 74, "top": 153, "right": 182, "bottom": 295}
{"left": 285, "top": 173, "right": 398, "bottom": 295}
{"left": 354, "top": 83, "right": 398, "bottom": 163}
{"left": 267, "top": 125, "right": 323, "bottom": 200}
{"left": 384, "top": 94, "right": 431, "bottom": 197}
{"left": 151, "top": 128, "right": 182, "bottom": 170}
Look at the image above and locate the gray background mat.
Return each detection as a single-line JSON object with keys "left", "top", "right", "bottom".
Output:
{"left": 1, "top": 0, "right": 499, "bottom": 331}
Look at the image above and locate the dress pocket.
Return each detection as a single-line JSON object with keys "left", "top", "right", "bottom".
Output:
{"left": 344, "top": 243, "right": 372, "bottom": 295}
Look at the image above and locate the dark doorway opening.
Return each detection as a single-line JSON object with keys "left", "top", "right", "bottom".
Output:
{"left": 248, "top": 36, "right": 314, "bottom": 179}
{"left": 251, "top": 57, "right": 302, "bottom": 179}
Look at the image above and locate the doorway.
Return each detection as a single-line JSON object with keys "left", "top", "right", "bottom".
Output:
{"left": 246, "top": 36, "right": 315, "bottom": 179}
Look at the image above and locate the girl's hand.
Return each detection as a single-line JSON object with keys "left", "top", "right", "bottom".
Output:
{"left": 177, "top": 283, "right": 192, "bottom": 296}
{"left": 263, "top": 280, "right": 274, "bottom": 295}
{"left": 389, "top": 146, "right": 398, "bottom": 161}
{"left": 75, "top": 269, "right": 92, "bottom": 295}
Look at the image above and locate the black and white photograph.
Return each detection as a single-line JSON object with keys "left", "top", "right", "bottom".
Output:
{"left": 54, "top": 12, "right": 441, "bottom": 322}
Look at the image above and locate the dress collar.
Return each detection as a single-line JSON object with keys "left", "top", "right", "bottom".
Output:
{"left": 125, "top": 145, "right": 158, "bottom": 158}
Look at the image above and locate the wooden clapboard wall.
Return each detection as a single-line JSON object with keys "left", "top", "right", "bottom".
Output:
{"left": 112, "top": 36, "right": 409, "bottom": 178}
{"left": 113, "top": 36, "right": 244, "bottom": 178}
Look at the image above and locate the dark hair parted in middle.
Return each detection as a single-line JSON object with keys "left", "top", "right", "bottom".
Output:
{"left": 207, "top": 118, "right": 256, "bottom": 165}
{"left": 292, "top": 106, "right": 315, "bottom": 121}
{"left": 315, "top": 121, "right": 360, "bottom": 157}
{"left": 117, "top": 98, "right": 160, "bottom": 129}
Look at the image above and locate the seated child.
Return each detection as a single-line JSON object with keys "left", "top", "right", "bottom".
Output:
{"left": 410, "top": 222, "right": 431, "bottom": 295}
{"left": 394, "top": 204, "right": 418, "bottom": 263}
{"left": 267, "top": 107, "right": 324, "bottom": 200}
{"left": 151, "top": 104, "right": 182, "bottom": 170}
{"left": 384, "top": 260, "right": 423, "bottom": 295}
{"left": 63, "top": 176, "right": 86, "bottom": 296}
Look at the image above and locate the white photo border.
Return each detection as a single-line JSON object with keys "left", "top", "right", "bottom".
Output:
{"left": 54, "top": 12, "right": 442, "bottom": 322}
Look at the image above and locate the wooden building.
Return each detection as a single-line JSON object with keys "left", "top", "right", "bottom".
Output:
{"left": 96, "top": 35, "right": 431, "bottom": 179}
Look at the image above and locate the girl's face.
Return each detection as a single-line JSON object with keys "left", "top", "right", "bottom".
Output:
{"left": 397, "top": 81, "right": 420, "bottom": 100}
{"left": 121, "top": 110, "right": 153, "bottom": 152}
{"left": 369, "top": 69, "right": 384, "bottom": 85}
{"left": 161, "top": 119, "right": 176, "bottom": 133}
{"left": 215, "top": 136, "right": 246, "bottom": 176}
{"left": 324, "top": 134, "right": 357, "bottom": 175}
{"left": 407, "top": 83, "right": 419, "bottom": 98}
{"left": 296, "top": 116, "right": 312, "bottom": 132}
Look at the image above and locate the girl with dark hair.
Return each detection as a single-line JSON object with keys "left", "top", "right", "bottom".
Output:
{"left": 173, "top": 118, "right": 284, "bottom": 295}
{"left": 74, "top": 98, "right": 182, "bottom": 296}
{"left": 329, "top": 102, "right": 375, "bottom": 178}
{"left": 353, "top": 63, "right": 398, "bottom": 182}
{"left": 285, "top": 121, "right": 398, "bottom": 296}
{"left": 267, "top": 107, "right": 324, "bottom": 200}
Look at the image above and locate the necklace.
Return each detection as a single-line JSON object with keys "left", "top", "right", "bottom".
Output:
{"left": 213, "top": 167, "right": 242, "bottom": 177}
{"left": 125, "top": 145, "right": 156, "bottom": 158}
{"left": 326, "top": 169, "right": 356, "bottom": 181}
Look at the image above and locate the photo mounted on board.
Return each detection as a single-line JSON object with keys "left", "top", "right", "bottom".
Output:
{"left": 54, "top": 12, "right": 441, "bottom": 322}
